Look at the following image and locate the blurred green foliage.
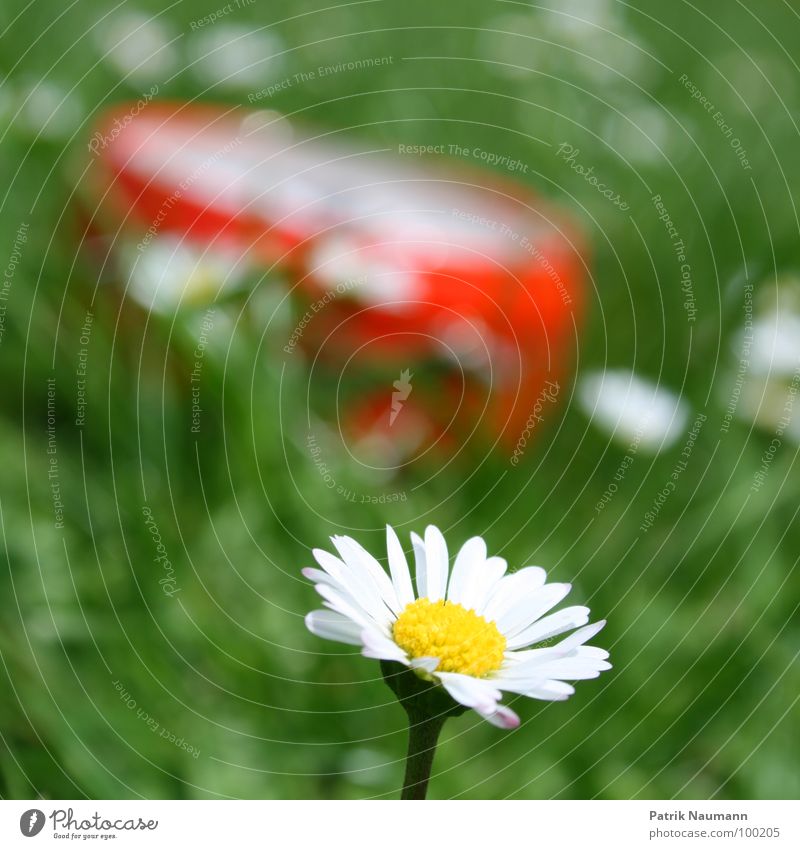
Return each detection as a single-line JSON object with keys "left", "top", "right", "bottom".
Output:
{"left": 0, "top": 0, "right": 798, "bottom": 799}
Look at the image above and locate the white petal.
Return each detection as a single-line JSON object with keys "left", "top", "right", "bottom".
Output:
{"left": 498, "top": 646, "right": 564, "bottom": 671}
{"left": 537, "top": 679, "right": 575, "bottom": 697}
{"left": 446, "top": 536, "right": 487, "bottom": 605}
{"left": 480, "top": 703, "right": 520, "bottom": 729}
{"left": 313, "top": 548, "right": 388, "bottom": 622}
{"left": 481, "top": 566, "right": 547, "bottom": 623}
{"left": 494, "top": 671, "right": 576, "bottom": 697}
{"left": 538, "top": 662, "right": 609, "bottom": 680}
{"left": 386, "top": 525, "right": 415, "bottom": 609}
{"left": 302, "top": 567, "right": 337, "bottom": 586}
{"left": 506, "top": 605, "right": 590, "bottom": 650}
{"left": 332, "top": 535, "right": 401, "bottom": 615}
{"left": 524, "top": 680, "right": 576, "bottom": 701}
{"left": 495, "top": 582, "right": 572, "bottom": 637}
{"left": 579, "top": 646, "right": 610, "bottom": 661}
{"left": 411, "top": 531, "right": 428, "bottom": 599}
{"left": 315, "top": 582, "right": 390, "bottom": 632}
{"left": 437, "top": 672, "right": 501, "bottom": 711}
{"left": 305, "top": 610, "right": 364, "bottom": 646}
{"left": 557, "top": 619, "right": 607, "bottom": 652}
{"left": 423, "top": 525, "right": 449, "bottom": 601}
{"left": 493, "top": 675, "right": 544, "bottom": 694}
{"left": 312, "top": 548, "right": 347, "bottom": 581}
{"left": 464, "top": 556, "right": 508, "bottom": 613}
{"left": 304, "top": 567, "right": 382, "bottom": 628}
{"left": 409, "top": 656, "right": 439, "bottom": 673}
{"left": 360, "top": 629, "right": 409, "bottom": 663}
{"left": 499, "top": 643, "right": 611, "bottom": 680}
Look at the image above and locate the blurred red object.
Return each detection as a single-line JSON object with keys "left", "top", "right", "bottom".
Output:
{"left": 82, "top": 101, "right": 587, "bottom": 454}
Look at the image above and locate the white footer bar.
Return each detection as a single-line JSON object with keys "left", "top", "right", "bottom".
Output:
{"left": 2, "top": 800, "right": 797, "bottom": 848}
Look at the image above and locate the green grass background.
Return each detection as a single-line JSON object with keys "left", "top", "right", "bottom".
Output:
{"left": 0, "top": 0, "right": 798, "bottom": 799}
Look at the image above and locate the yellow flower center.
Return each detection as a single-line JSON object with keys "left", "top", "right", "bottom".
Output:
{"left": 392, "top": 598, "right": 506, "bottom": 677}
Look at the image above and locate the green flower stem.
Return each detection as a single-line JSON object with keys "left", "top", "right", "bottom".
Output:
{"left": 401, "top": 711, "right": 448, "bottom": 800}
{"left": 380, "top": 659, "right": 467, "bottom": 800}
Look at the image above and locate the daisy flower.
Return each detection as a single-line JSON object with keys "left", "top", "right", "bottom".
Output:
{"left": 303, "top": 524, "right": 611, "bottom": 730}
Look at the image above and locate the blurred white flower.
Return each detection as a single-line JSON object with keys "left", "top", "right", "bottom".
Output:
{"left": 546, "top": 0, "right": 616, "bottom": 38}
{"left": 93, "top": 10, "right": 178, "bottom": 82}
{"left": 188, "top": 25, "right": 284, "bottom": 90}
{"left": 124, "top": 236, "right": 249, "bottom": 314}
{"left": 238, "top": 109, "right": 294, "bottom": 144}
{"left": 304, "top": 525, "right": 610, "bottom": 729}
{"left": 731, "top": 276, "right": 800, "bottom": 440}
{"left": 16, "top": 80, "right": 83, "bottom": 140}
{"left": 548, "top": 0, "right": 653, "bottom": 85}
{"left": 716, "top": 51, "right": 795, "bottom": 116}
{"left": 748, "top": 313, "right": 800, "bottom": 378}
{"left": 308, "top": 234, "right": 421, "bottom": 305}
{"left": 603, "top": 102, "right": 673, "bottom": 166}
{"left": 577, "top": 368, "right": 689, "bottom": 451}
{"left": 481, "top": 3, "right": 650, "bottom": 87}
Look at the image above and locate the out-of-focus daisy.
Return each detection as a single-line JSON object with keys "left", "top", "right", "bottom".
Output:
{"left": 188, "top": 24, "right": 284, "bottom": 90}
{"left": 304, "top": 524, "right": 610, "bottom": 730}
{"left": 93, "top": 10, "right": 178, "bottom": 82}
{"left": 577, "top": 368, "right": 689, "bottom": 452}
{"left": 602, "top": 102, "right": 673, "bottom": 167}
{"left": 748, "top": 307, "right": 800, "bottom": 377}
{"left": 16, "top": 80, "right": 83, "bottom": 141}
{"left": 545, "top": 0, "right": 616, "bottom": 37}
{"left": 123, "top": 236, "right": 249, "bottom": 314}
{"left": 731, "top": 274, "right": 800, "bottom": 441}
